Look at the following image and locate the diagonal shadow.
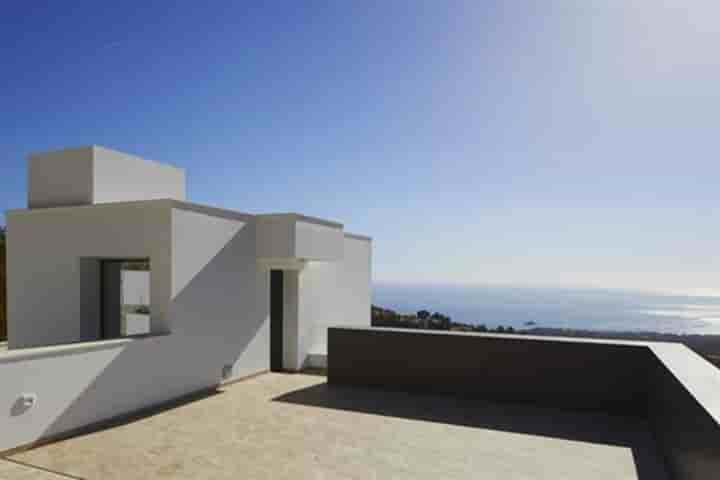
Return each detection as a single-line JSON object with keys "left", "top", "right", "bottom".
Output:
{"left": 274, "top": 381, "right": 670, "bottom": 480}
{"left": 30, "top": 220, "right": 268, "bottom": 447}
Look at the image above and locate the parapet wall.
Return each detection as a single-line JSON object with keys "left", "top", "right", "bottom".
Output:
{"left": 328, "top": 327, "right": 720, "bottom": 480}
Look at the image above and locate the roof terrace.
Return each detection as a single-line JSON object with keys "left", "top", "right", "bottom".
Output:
{"left": 2, "top": 328, "right": 718, "bottom": 480}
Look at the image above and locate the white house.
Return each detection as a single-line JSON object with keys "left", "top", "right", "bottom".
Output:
{"left": 0, "top": 145, "right": 371, "bottom": 452}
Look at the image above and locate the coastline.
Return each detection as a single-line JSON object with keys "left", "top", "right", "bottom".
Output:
{"left": 372, "top": 305, "right": 720, "bottom": 369}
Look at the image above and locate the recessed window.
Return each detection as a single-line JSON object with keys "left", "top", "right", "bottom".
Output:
{"left": 101, "top": 259, "right": 151, "bottom": 338}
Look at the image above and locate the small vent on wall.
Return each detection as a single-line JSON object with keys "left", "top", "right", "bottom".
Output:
{"left": 221, "top": 364, "right": 233, "bottom": 380}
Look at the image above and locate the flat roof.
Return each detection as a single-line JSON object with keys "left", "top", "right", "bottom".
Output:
{"left": 257, "top": 212, "right": 344, "bottom": 229}
{"left": 5, "top": 201, "right": 369, "bottom": 238}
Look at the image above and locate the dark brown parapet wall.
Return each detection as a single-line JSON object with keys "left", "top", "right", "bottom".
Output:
{"left": 328, "top": 327, "right": 654, "bottom": 415}
{"left": 327, "top": 327, "right": 720, "bottom": 480}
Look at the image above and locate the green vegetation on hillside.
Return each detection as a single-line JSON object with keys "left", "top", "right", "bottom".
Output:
{"left": 371, "top": 305, "right": 516, "bottom": 334}
{"left": 371, "top": 303, "right": 720, "bottom": 369}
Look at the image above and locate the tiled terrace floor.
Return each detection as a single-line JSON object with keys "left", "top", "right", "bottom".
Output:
{"left": 1, "top": 373, "right": 668, "bottom": 480}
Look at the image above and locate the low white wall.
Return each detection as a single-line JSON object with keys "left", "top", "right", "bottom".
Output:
{"left": 0, "top": 329, "right": 260, "bottom": 452}
{"left": 123, "top": 314, "right": 150, "bottom": 335}
{"left": 0, "top": 337, "right": 170, "bottom": 452}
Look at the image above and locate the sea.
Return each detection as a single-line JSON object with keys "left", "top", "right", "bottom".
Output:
{"left": 372, "top": 283, "right": 720, "bottom": 335}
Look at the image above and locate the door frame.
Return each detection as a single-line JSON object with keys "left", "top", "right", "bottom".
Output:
{"left": 270, "top": 269, "right": 284, "bottom": 372}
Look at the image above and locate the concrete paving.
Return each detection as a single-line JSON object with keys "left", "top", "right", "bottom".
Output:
{"left": 0, "top": 459, "right": 72, "bottom": 480}
{"left": 3, "top": 373, "right": 668, "bottom": 480}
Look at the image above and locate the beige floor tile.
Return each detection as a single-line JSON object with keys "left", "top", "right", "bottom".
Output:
{"left": 6, "top": 373, "right": 668, "bottom": 480}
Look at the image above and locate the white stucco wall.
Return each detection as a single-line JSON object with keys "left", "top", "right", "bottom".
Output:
{"left": 79, "top": 258, "right": 101, "bottom": 340}
{"left": 258, "top": 232, "right": 371, "bottom": 371}
{"left": 92, "top": 146, "right": 186, "bottom": 204}
{"left": 295, "top": 220, "right": 343, "bottom": 261}
{"left": 170, "top": 206, "right": 269, "bottom": 380}
{"left": 0, "top": 202, "right": 272, "bottom": 452}
{"left": 0, "top": 338, "right": 155, "bottom": 452}
{"left": 282, "top": 270, "right": 300, "bottom": 371}
{"left": 256, "top": 215, "right": 295, "bottom": 259}
{"left": 336, "top": 235, "right": 373, "bottom": 332}
{"left": 27, "top": 146, "right": 185, "bottom": 209}
{"left": 6, "top": 201, "right": 173, "bottom": 348}
{"left": 123, "top": 314, "right": 150, "bottom": 336}
{"left": 256, "top": 214, "right": 343, "bottom": 262}
{"left": 3, "top": 141, "right": 374, "bottom": 452}
{"left": 28, "top": 147, "right": 94, "bottom": 208}
{"left": 298, "top": 234, "right": 372, "bottom": 368}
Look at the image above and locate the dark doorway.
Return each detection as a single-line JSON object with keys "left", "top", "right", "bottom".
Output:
{"left": 98, "top": 259, "right": 151, "bottom": 340}
{"left": 270, "top": 270, "right": 284, "bottom": 372}
{"left": 101, "top": 260, "right": 123, "bottom": 339}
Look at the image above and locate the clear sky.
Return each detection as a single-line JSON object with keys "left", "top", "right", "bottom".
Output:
{"left": 2, "top": 2, "right": 719, "bottom": 294}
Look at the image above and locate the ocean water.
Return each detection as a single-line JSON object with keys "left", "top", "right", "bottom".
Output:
{"left": 372, "top": 283, "right": 720, "bottom": 335}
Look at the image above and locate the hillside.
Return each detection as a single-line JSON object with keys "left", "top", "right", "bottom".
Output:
{"left": 371, "top": 304, "right": 720, "bottom": 369}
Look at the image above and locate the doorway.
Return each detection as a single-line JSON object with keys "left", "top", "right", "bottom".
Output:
{"left": 101, "top": 260, "right": 123, "bottom": 339}
{"left": 99, "top": 259, "right": 151, "bottom": 339}
{"left": 270, "top": 270, "right": 284, "bottom": 371}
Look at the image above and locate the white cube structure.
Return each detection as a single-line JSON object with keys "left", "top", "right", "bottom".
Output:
{"left": 0, "top": 145, "right": 372, "bottom": 452}
{"left": 13, "top": 145, "right": 370, "bottom": 357}
{"left": 28, "top": 145, "right": 186, "bottom": 208}
{"left": 256, "top": 213, "right": 345, "bottom": 264}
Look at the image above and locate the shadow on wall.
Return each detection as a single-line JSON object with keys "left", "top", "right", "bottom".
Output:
{"left": 27, "top": 223, "right": 268, "bottom": 443}
{"left": 273, "top": 382, "right": 670, "bottom": 480}
{"left": 10, "top": 398, "right": 31, "bottom": 417}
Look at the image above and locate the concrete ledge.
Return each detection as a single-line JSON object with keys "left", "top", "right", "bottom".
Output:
{"left": 170, "top": 200, "right": 254, "bottom": 222}
{"left": 0, "top": 334, "right": 170, "bottom": 364}
{"left": 327, "top": 327, "right": 720, "bottom": 480}
{"left": 258, "top": 213, "right": 343, "bottom": 229}
{"left": 344, "top": 232, "right": 372, "bottom": 242}
{"left": 6, "top": 199, "right": 174, "bottom": 216}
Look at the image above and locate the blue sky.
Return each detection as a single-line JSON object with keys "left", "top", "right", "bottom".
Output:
{"left": 2, "top": 2, "right": 719, "bottom": 294}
